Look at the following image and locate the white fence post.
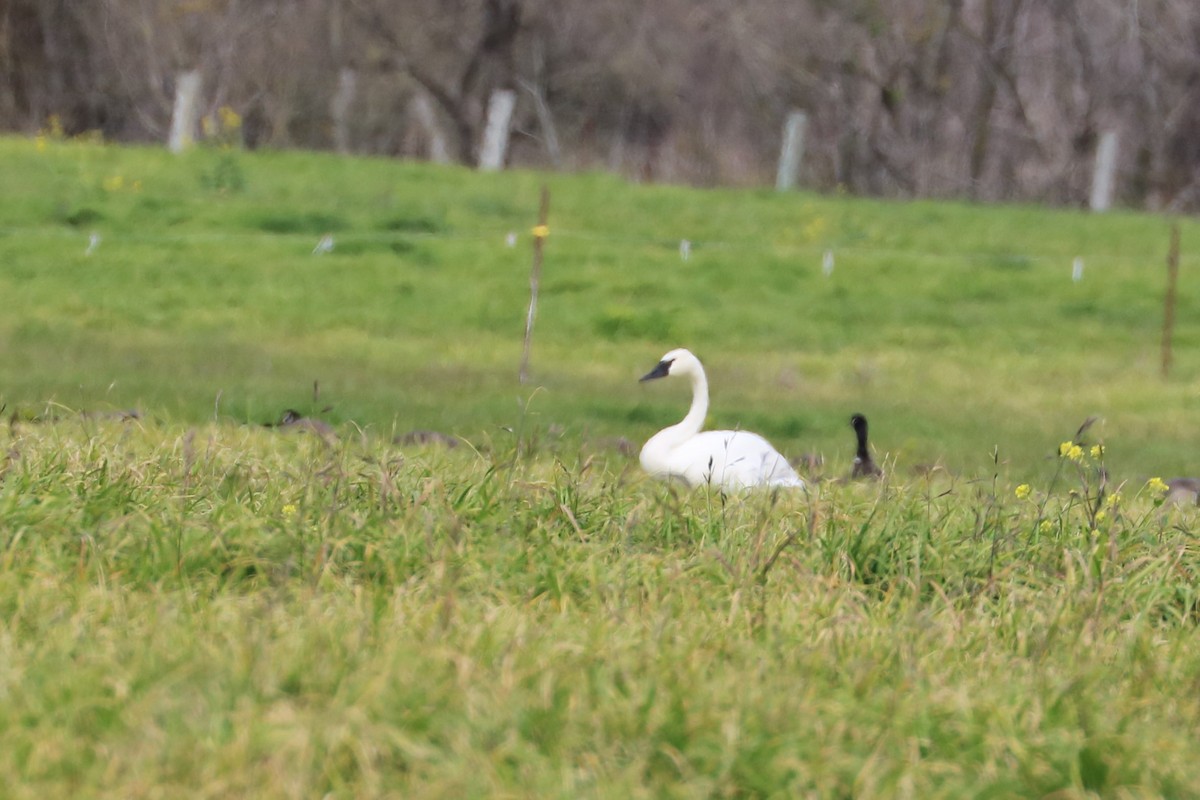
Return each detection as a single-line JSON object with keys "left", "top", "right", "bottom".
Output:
{"left": 331, "top": 68, "right": 358, "bottom": 154}
{"left": 479, "top": 89, "right": 517, "bottom": 171}
{"left": 409, "top": 93, "right": 450, "bottom": 164}
{"left": 1089, "top": 130, "right": 1119, "bottom": 212}
{"left": 168, "top": 70, "right": 203, "bottom": 154}
{"left": 776, "top": 110, "right": 808, "bottom": 191}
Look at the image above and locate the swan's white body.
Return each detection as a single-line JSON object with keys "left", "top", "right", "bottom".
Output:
{"left": 638, "top": 348, "right": 805, "bottom": 490}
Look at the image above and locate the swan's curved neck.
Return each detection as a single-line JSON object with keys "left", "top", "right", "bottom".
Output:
{"left": 668, "top": 365, "right": 709, "bottom": 443}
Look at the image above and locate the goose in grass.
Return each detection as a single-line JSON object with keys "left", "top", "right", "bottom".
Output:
{"left": 850, "top": 413, "right": 883, "bottom": 479}
{"left": 1163, "top": 478, "right": 1200, "bottom": 506}
{"left": 638, "top": 348, "right": 805, "bottom": 490}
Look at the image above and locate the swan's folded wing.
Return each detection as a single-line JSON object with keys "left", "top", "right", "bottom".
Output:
{"left": 682, "top": 431, "right": 805, "bottom": 489}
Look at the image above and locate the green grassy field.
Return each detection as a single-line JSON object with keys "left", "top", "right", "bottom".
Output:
{"left": 3, "top": 136, "right": 1200, "bottom": 797}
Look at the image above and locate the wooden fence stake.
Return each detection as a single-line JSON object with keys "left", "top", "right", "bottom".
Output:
{"left": 1162, "top": 222, "right": 1182, "bottom": 378}
{"left": 520, "top": 186, "right": 550, "bottom": 384}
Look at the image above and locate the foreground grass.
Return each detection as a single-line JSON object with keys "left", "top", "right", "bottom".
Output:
{"left": 3, "top": 420, "right": 1200, "bottom": 797}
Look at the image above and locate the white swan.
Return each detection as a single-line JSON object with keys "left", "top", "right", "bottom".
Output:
{"left": 638, "top": 348, "right": 805, "bottom": 490}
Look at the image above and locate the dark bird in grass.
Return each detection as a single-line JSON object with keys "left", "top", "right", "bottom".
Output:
{"left": 396, "top": 429, "right": 460, "bottom": 448}
{"left": 270, "top": 408, "right": 337, "bottom": 445}
{"left": 1164, "top": 477, "right": 1200, "bottom": 506}
{"left": 850, "top": 413, "right": 883, "bottom": 479}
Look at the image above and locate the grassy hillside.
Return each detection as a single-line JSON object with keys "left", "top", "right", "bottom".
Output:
{"left": 2, "top": 136, "right": 1199, "bottom": 481}
{"left": 4, "top": 136, "right": 1200, "bottom": 797}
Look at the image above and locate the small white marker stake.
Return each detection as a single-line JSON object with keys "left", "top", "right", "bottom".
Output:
{"left": 1072, "top": 256, "right": 1084, "bottom": 282}
{"left": 822, "top": 249, "right": 834, "bottom": 277}
{"left": 313, "top": 234, "right": 334, "bottom": 255}
{"left": 679, "top": 239, "right": 691, "bottom": 262}
{"left": 85, "top": 232, "right": 101, "bottom": 256}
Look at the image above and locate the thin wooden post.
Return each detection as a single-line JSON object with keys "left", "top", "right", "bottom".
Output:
{"left": 1162, "top": 223, "right": 1182, "bottom": 378}
{"left": 776, "top": 110, "right": 808, "bottom": 191}
{"left": 519, "top": 186, "right": 550, "bottom": 384}
{"left": 168, "top": 70, "right": 202, "bottom": 153}
{"left": 1089, "top": 130, "right": 1119, "bottom": 212}
{"left": 479, "top": 89, "right": 517, "bottom": 171}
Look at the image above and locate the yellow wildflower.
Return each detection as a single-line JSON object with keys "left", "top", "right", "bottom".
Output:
{"left": 1039, "top": 520, "right": 1053, "bottom": 534}
{"left": 1104, "top": 493, "right": 1120, "bottom": 509}
{"left": 35, "top": 134, "right": 47, "bottom": 152}
{"left": 1090, "top": 444, "right": 1104, "bottom": 459}
{"left": 218, "top": 105, "right": 242, "bottom": 131}
{"left": 1059, "top": 441, "right": 1073, "bottom": 457}
{"left": 802, "top": 217, "right": 827, "bottom": 242}
{"left": 1014, "top": 484, "right": 1031, "bottom": 500}
{"left": 1067, "top": 445, "right": 1084, "bottom": 462}
{"left": 531, "top": 224, "right": 550, "bottom": 239}
{"left": 1095, "top": 510, "right": 1107, "bottom": 524}
{"left": 282, "top": 503, "right": 298, "bottom": 517}
{"left": 1147, "top": 477, "right": 1169, "bottom": 496}
{"left": 102, "top": 175, "right": 124, "bottom": 192}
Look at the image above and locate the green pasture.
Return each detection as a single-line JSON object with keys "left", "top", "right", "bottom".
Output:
{"left": 3, "top": 136, "right": 1199, "bottom": 480}
{"left": 3, "top": 136, "right": 1200, "bottom": 797}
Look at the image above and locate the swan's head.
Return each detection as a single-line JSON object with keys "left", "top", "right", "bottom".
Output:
{"left": 640, "top": 348, "right": 701, "bottom": 382}
{"left": 850, "top": 413, "right": 868, "bottom": 435}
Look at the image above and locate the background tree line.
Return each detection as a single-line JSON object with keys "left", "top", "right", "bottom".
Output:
{"left": 3, "top": 0, "right": 1199, "bottom": 209}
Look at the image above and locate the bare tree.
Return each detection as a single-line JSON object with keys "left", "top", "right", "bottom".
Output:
{"left": 348, "top": 0, "right": 522, "bottom": 165}
{"left": 4, "top": 0, "right": 1200, "bottom": 209}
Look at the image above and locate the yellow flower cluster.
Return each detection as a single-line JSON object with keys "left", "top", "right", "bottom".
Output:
{"left": 34, "top": 114, "right": 65, "bottom": 152}
{"left": 218, "top": 106, "right": 242, "bottom": 131}
{"left": 101, "top": 175, "right": 143, "bottom": 194}
{"left": 802, "top": 216, "right": 827, "bottom": 242}
{"left": 201, "top": 105, "right": 244, "bottom": 151}
{"left": 34, "top": 113, "right": 105, "bottom": 152}
{"left": 1147, "top": 477, "right": 1169, "bottom": 496}
{"left": 45, "top": 114, "right": 65, "bottom": 139}
{"left": 1014, "top": 484, "right": 1031, "bottom": 500}
{"left": 1057, "top": 441, "right": 1103, "bottom": 463}
{"left": 1058, "top": 441, "right": 1084, "bottom": 461}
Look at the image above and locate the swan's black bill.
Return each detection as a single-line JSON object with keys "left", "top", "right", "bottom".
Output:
{"left": 640, "top": 358, "right": 674, "bottom": 382}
